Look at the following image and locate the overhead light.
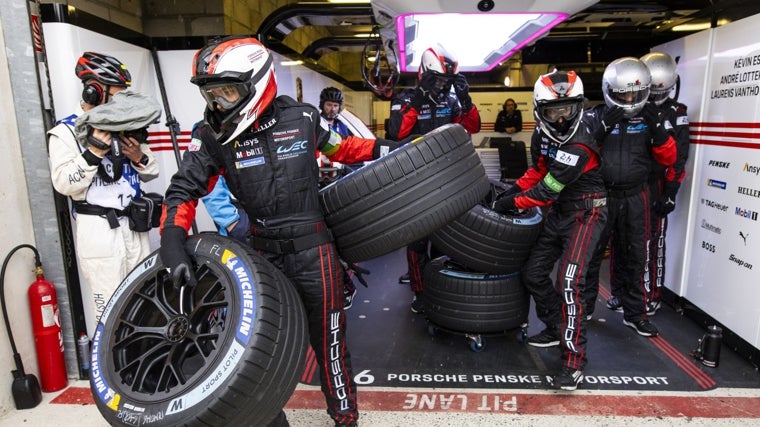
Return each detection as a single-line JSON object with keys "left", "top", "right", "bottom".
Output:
{"left": 396, "top": 12, "right": 567, "bottom": 72}
{"left": 280, "top": 60, "right": 304, "bottom": 66}
{"left": 503, "top": 76, "right": 511, "bottom": 87}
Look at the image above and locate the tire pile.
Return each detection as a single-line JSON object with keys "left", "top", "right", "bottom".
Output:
{"left": 320, "top": 123, "right": 544, "bottom": 336}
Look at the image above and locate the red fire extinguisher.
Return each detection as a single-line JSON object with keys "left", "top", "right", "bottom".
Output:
{"left": 27, "top": 265, "right": 68, "bottom": 392}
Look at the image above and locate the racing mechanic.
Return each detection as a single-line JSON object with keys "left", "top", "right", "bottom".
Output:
{"left": 640, "top": 51, "right": 690, "bottom": 315}
{"left": 493, "top": 70, "right": 607, "bottom": 391}
{"left": 386, "top": 44, "right": 481, "bottom": 313}
{"left": 583, "top": 57, "right": 677, "bottom": 338}
{"left": 159, "top": 36, "right": 402, "bottom": 427}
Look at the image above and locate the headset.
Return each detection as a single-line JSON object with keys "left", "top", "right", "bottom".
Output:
{"left": 82, "top": 82, "right": 107, "bottom": 105}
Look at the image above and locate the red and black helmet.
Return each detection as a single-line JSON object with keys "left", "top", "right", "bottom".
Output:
{"left": 75, "top": 52, "right": 131, "bottom": 87}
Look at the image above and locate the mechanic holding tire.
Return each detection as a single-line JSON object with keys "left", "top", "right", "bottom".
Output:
{"left": 385, "top": 44, "right": 481, "bottom": 313}
{"left": 159, "top": 36, "right": 403, "bottom": 427}
{"left": 493, "top": 70, "right": 608, "bottom": 391}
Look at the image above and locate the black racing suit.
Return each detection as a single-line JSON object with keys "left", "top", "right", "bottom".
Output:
{"left": 386, "top": 87, "right": 481, "bottom": 293}
{"left": 513, "top": 124, "right": 607, "bottom": 371}
{"left": 584, "top": 104, "right": 677, "bottom": 321}
{"left": 645, "top": 98, "right": 689, "bottom": 305}
{"left": 161, "top": 96, "right": 377, "bottom": 425}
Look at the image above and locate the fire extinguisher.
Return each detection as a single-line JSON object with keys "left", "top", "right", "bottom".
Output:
{"left": 27, "top": 263, "right": 68, "bottom": 392}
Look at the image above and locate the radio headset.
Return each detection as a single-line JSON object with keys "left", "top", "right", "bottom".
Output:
{"left": 82, "top": 82, "right": 108, "bottom": 105}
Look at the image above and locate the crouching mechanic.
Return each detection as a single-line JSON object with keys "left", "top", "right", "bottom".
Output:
{"left": 493, "top": 70, "right": 607, "bottom": 391}
{"left": 159, "top": 36, "right": 403, "bottom": 427}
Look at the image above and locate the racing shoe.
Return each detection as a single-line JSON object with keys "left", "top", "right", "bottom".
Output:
{"left": 527, "top": 327, "right": 560, "bottom": 347}
{"left": 411, "top": 292, "right": 425, "bottom": 314}
{"left": 398, "top": 272, "right": 411, "bottom": 285}
{"left": 343, "top": 286, "right": 357, "bottom": 310}
{"left": 646, "top": 300, "right": 662, "bottom": 316}
{"left": 547, "top": 367, "right": 584, "bottom": 391}
{"left": 606, "top": 296, "right": 624, "bottom": 312}
{"left": 623, "top": 319, "right": 659, "bottom": 337}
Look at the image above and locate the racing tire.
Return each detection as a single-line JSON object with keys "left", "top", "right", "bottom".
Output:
{"left": 421, "top": 257, "right": 530, "bottom": 333}
{"left": 89, "top": 234, "right": 308, "bottom": 427}
{"left": 430, "top": 180, "right": 543, "bottom": 274}
{"left": 319, "top": 123, "right": 490, "bottom": 263}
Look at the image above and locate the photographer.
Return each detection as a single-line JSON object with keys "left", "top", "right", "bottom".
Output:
{"left": 48, "top": 52, "right": 160, "bottom": 333}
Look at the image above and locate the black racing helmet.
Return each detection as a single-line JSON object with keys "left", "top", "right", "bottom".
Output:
{"left": 319, "top": 86, "right": 344, "bottom": 110}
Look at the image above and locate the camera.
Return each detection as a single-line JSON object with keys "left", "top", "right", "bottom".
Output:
{"left": 477, "top": 0, "right": 495, "bottom": 12}
{"left": 120, "top": 128, "right": 149, "bottom": 144}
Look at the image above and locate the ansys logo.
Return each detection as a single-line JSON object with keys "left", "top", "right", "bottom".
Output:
{"left": 735, "top": 206, "right": 759, "bottom": 221}
{"left": 707, "top": 179, "right": 727, "bottom": 189}
{"left": 743, "top": 162, "right": 760, "bottom": 175}
{"left": 708, "top": 160, "right": 731, "bottom": 168}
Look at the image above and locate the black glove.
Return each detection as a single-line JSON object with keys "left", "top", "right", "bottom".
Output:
{"left": 493, "top": 195, "right": 518, "bottom": 214}
{"left": 372, "top": 138, "right": 404, "bottom": 159}
{"left": 594, "top": 106, "right": 625, "bottom": 141}
{"left": 419, "top": 72, "right": 438, "bottom": 95}
{"left": 453, "top": 74, "right": 472, "bottom": 111}
{"left": 410, "top": 86, "right": 429, "bottom": 112}
{"left": 159, "top": 226, "right": 197, "bottom": 289}
{"left": 496, "top": 184, "right": 522, "bottom": 201}
{"left": 341, "top": 260, "right": 370, "bottom": 288}
{"left": 654, "top": 181, "right": 679, "bottom": 216}
{"left": 642, "top": 102, "right": 670, "bottom": 146}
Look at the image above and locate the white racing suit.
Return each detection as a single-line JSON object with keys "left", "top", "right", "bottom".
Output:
{"left": 48, "top": 109, "right": 158, "bottom": 333}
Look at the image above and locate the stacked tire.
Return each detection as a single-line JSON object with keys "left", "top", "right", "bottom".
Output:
{"left": 319, "top": 123, "right": 491, "bottom": 262}
{"left": 422, "top": 180, "right": 544, "bottom": 343}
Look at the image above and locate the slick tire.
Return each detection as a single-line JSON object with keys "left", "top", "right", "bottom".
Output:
{"left": 320, "top": 123, "right": 490, "bottom": 262}
{"left": 421, "top": 257, "right": 530, "bottom": 333}
{"left": 89, "top": 234, "right": 308, "bottom": 427}
{"left": 430, "top": 180, "right": 543, "bottom": 274}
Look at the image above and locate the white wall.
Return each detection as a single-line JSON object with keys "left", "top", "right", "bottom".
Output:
{"left": 0, "top": 19, "right": 43, "bottom": 415}
{"left": 655, "top": 14, "right": 760, "bottom": 348}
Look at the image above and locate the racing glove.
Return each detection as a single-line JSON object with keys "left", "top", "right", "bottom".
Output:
{"left": 493, "top": 195, "right": 518, "bottom": 215}
{"left": 654, "top": 180, "right": 679, "bottom": 216}
{"left": 594, "top": 106, "right": 625, "bottom": 141}
{"left": 160, "top": 226, "right": 197, "bottom": 289}
{"left": 372, "top": 138, "right": 404, "bottom": 159}
{"left": 453, "top": 74, "right": 472, "bottom": 111}
{"left": 642, "top": 102, "right": 670, "bottom": 146}
{"left": 341, "top": 259, "right": 370, "bottom": 288}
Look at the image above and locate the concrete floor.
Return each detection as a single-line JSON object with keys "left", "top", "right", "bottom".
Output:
{"left": 1, "top": 380, "right": 759, "bottom": 426}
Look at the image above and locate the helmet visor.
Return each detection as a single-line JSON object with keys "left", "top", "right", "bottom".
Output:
{"left": 649, "top": 89, "right": 670, "bottom": 104}
{"left": 200, "top": 81, "right": 251, "bottom": 111}
{"left": 609, "top": 88, "right": 649, "bottom": 106}
{"left": 541, "top": 102, "right": 580, "bottom": 124}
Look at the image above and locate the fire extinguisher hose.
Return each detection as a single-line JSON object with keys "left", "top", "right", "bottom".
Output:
{"left": 0, "top": 244, "right": 42, "bottom": 374}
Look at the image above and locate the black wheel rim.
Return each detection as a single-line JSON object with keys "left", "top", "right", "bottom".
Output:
{"left": 107, "top": 257, "right": 234, "bottom": 400}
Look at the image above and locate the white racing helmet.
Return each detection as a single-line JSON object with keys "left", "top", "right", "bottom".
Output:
{"left": 191, "top": 36, "right": 277, "bottom": 144}
{"left": 602, "top": 57, "right": 651, "bottom": 118}
{"left": 533, "top": 70, "right": 586, "bottom": 144}
{"left": 640, "top": 52, "right": 678, "bottom": 105}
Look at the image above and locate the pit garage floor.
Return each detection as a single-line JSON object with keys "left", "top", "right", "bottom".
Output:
{"left": 2, "top": 248, "right": 759, "bottom": 426}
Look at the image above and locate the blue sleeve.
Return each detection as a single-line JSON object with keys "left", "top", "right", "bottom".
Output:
{"left": 200, "top": 177, "right": 239, "bottom": 236}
